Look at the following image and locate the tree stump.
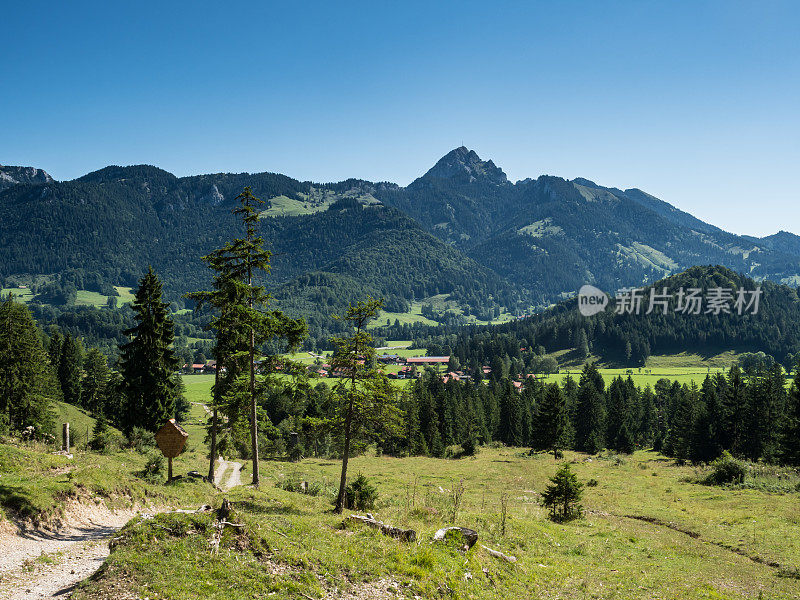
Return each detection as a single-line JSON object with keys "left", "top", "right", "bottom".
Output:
{"left": 217, "top": 498, "right": 233, "bottom": 521}
{"left": 433, "top": 527, "right": 479, "bottom": 551}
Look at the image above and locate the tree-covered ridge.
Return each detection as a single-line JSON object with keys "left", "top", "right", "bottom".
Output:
{"left": 414, "top": 266, "right": 800, "bottom": 369}
{"left": 263, "top": 203, "right": 523, "bottom": 346}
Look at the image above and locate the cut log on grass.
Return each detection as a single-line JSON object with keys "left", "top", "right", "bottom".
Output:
{"left": 481, "top": 544, "right": 517, "bottom": 563}
{"left": 433, "top": 527, "right": 479, "bottom": 550}
{"left": 346, "top": 514, "right": 417, "bottom": 542}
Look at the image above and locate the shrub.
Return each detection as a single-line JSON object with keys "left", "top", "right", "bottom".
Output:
{"left": 127, "top": 427, "right": 156, "bottom": 454}
{"left": 141, "top": 451, "right": 165, "bottom": 483}
{"left": 703, "top": 451, "right": 747, "bottom": 486}
{"left": 461, "top": 434, "right": 477, "bottom": 457}
{"left": 586, "top": 478, "right": 598, "bottom": 487}
{"left": 541, "top": 463, "right": 584, "bottom": 522}
{"left": 276, "top": 477, "right": 324, "bottom": 497}
{"left": 342, "top": 473, "right": 378, "bottom": 511}
{"left": 444, "top": 444, "right": 465, "bottom": 459}
{"left": 89, "top": 415, "right": 110, "bottom": 453}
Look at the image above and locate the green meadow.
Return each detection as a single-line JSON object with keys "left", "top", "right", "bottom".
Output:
{"left": 2, "top": 285, "right": 135, "bottom": 307}
{"left": 69, "top": 445, "right": 800, "bottom": 600}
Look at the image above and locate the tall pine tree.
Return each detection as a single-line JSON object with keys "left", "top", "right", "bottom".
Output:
{"left": 331, "top": 298, "right": 403, "bottom": 512}
{"left": 188, "top": 186, "right": 306, "bottom": 485}
{"left": 58, "top": 333, "right": 84, "bottom": 406}
{"left": 82, "top": 348, "right": 110, "bottom": 414}
{"left": 574, "top": 363, "right": 606, "bottom": 453}
{"left": 531, "top": 383, "right": 569, "bottom": 458}
{"left": 0, "top": 299, "right": 58, "bottom": 435}
{"left": 119, "top": 267, "right": 180, "bottom": 433}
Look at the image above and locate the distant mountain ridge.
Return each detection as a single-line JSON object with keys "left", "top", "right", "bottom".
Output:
{"left": 1, "top": 149, "right": 798, "bottom": 333}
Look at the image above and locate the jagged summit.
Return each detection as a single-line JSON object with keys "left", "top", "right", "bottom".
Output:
{"left": 414, "top": 146, "right": 509, "bottom": 186}
{"left": 0, "top": 165, "right": 53, "bottom": 192}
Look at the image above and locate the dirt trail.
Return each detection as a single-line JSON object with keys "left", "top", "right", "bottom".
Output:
{"left": 213, "top": 458, "right": 243, "bottom": 491}
{"left": 0, "top": 504, "right": 137, "bottom": 600}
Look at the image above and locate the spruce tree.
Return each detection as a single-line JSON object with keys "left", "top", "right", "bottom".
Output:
{"left": 119, "top": 267, "right": 180, "bottom": 433}
{"left": 187, "top": 186, "right": 306, "bottom": 485}
{"left": 638, "top": 385, "right": 658, "bottom": 448}
{"left": 497, "top": 378, "right": 523, "bottom": 446}
{"left": 58, "top": 333, "right": 84, "bottom": 406}
{"left": 614, "top": 422, "right": 636, "bottom": 454}
{"left": 722, "top": 365, "right": 747, "bottom": 455}
{"left": 667, "top": 383, "right": 698, "bottom": 463}
{"left": 47, "top": 330, "right": 63, "bottom": 377}
{"left": 689, "top": 376, "right": 721, "bottom": 463}
{"left": 532, "top": 383, "right": 570, "bottom": 457}
{"left": 541, "top": 463, "right": 584, "bottom": 522}
{"left": 0, "top": 299, "right": 58, "bottom": 435}
{"left": 82, "top": 348, "right": 110, "bottom": 414}
{"left": 574, "top": 363, "right": 605, "bottom": 453}
{"left": 331, "top": 298, "right": 403, "bottom": 513}
{"left": 746, "top": 363, "right": 787, "bottom": 462}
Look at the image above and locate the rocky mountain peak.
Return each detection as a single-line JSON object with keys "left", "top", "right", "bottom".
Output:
{"left": 416, "top": 147, "right": 509, "bottom": 186}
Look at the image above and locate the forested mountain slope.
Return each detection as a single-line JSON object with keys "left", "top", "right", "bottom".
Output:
{"left": 1, "top": 149, "right": 799, "bottom": 335}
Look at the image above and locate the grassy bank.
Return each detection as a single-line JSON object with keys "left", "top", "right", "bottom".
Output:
{"left": 0, "top": 402, "right": 216, "bottom": 527}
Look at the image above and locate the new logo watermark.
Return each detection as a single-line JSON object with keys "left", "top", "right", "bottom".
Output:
{"left": 578, "top": 285, "right": 609, "bottom": 316}
{"left": 577, "top": 285, "right": 762, "bottom": 317}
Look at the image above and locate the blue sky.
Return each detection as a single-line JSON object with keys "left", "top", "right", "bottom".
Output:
{"left": 1, "top": 1, "right": 798, "bottom": 236}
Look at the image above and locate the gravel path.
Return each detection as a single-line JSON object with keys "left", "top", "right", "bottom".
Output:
{"left": 0, "top": 506, "right": 136, "bottom": 600}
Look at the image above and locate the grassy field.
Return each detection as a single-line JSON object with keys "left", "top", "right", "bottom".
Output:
{"left": 68, "top": 446, "right": 800, "bottom": 600}
{"left": 370, "top": 304, "right": 439, "bottom": 329}
{"left": 259, "top": 191, "right": 381, "bottom": 218}
{"left": 0, "top": 287, "right": 35, "bottom": 302}
{"left": 543, "top": 366, "right": 729, "bottom": 389}
{"left": 2, "top": 285, "right": 135, "bottom": 308}
{"left": 369, "top": 295, "right": 519, "bottom": 330}
{"left": 183, "top": 374, "right": 216, "bottom": 404}
{"left": 114, "top": 285, "right": 135, "bottom": 304}
{"left": 75, "top": 289, "right": 110, "bottom": 307}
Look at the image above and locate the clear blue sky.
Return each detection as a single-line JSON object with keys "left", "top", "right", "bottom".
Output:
{"left": 1, "top": 1, "right": 798, "bottom": 236}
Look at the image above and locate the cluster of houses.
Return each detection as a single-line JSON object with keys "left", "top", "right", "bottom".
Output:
{"left": 183, "top": 361, "right": 217, "bottom": 374}
{"left": 184, "top": 353, "right": 537, "bottom": 391}
{"left": 305, "top": 355, "right": 453, "bottom": 379}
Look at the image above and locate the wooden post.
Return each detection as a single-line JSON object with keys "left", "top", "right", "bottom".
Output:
{"left": 62, "top": 423, "right": 70, "bottom": 453}
{"left": 168, "top": 457, "right": 173, "bottom": 482}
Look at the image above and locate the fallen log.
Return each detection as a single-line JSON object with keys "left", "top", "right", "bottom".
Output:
{"left": 346, "top": 514, "right": 417, "bottom": 542}
{"left": 481, "top": 544, "right": 517, "bottom": 562}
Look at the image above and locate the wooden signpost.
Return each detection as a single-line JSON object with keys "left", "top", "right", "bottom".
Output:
{"left": 155, "top": 419, "right": 189, "bottom": 482}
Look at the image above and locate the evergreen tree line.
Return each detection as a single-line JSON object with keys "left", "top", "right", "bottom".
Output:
{"left": 257, "top": 359, "right": 800, "bottom": 469}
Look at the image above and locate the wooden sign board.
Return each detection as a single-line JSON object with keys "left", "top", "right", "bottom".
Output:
{"left": 155, "top": 419, "right": 188, "bottom": 459}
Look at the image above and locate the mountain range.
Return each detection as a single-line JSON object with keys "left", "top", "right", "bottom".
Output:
{"left": 1, "top": 149, "right": 798, "bottom": 338}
